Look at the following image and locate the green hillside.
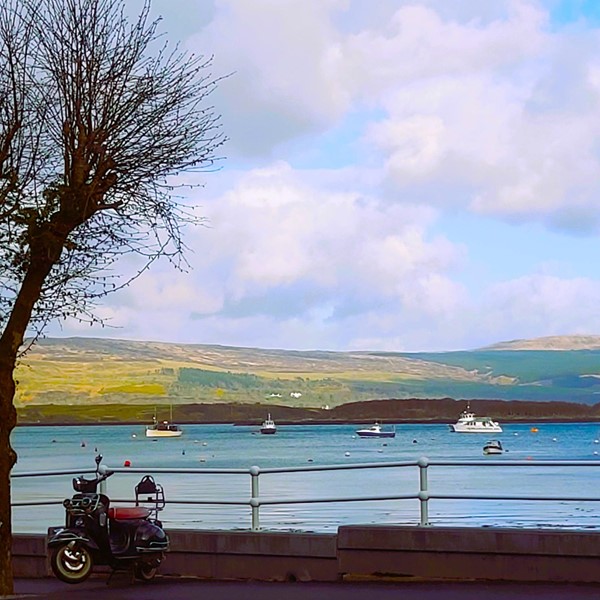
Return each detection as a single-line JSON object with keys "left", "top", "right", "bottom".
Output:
{"left": 12, "top": 335, "right": 600, "bottom": 409}
{"left": 379, "top": 349, "right": 600, "bottom": 402}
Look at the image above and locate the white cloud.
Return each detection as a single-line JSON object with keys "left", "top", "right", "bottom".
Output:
{"left": 344, "top": 3, "right": 600, "bottom": 231}
{"left": 193, "top": 0, "right": 351, "bottom": 155}
{"left": 341, "top": 2, "right": 546, "bottom": 99}
{"left": 197, "top": 162, "right": 462, "bottom": 302}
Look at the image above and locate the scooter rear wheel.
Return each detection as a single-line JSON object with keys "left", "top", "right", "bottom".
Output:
{"left": 134, "top": 561, "right": 158, "bottom": 581}
{"left": 51, "top": 543, "right": 93, "bottom": 584}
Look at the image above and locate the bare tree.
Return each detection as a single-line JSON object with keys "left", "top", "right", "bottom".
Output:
{"left": 0, "top": 0, "right": 225, "bottom": 593}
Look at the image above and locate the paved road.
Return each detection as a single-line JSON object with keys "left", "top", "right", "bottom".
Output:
{"left": 12, "top": 577, "right": 600, "bottom": 600}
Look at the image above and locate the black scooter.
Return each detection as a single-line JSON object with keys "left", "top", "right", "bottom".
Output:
{"left": 48, "top": 455, "right": 169, "bottom": 584}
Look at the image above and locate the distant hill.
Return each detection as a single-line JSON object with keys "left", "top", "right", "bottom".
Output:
{"left": 13, "top": 335, "right": 600, "bottom": 411}
{"left": 482, "top": 335, "right": 600, "bottom": 351}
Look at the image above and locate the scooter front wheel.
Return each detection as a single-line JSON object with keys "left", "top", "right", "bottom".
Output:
{"left": 51, "top": 543, "right": 93, "bottom": 584}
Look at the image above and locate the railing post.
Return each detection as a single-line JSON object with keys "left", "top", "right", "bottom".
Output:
{"left": 98, "top": 464, "right": 109, "bottom": 496}
{"left": 249, "top": 466, "right": 260, "bottom": 531}
{"left": 418, "top": 456, "right": 430, "bottom": 526}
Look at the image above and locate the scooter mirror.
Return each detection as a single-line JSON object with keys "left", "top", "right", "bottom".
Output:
{"left": 95, "top": 454, "right": 103, "bottom": 466}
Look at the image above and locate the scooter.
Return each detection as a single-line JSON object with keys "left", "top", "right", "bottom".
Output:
{"left": 48, "top": 454, "right": 169, "bottom": 584}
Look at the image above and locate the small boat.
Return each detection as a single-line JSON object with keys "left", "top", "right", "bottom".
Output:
{"left": 355, "top": 422, "right": 396, "bottom": 438}
{"left": 483, "top": 439, "right": 504, "bottom": 455}
{"left": 260, "top": 414, "right": 277, "bottom": 435}
{"left": 146, "top": 406, "right": 182, "bottom": 438}
{"left": 449, "top": 404, "right": 502, "bottom": 433}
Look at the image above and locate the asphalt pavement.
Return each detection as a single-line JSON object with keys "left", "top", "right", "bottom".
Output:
{"left": 11, "top": 576, "right": 600, "bottom": 600}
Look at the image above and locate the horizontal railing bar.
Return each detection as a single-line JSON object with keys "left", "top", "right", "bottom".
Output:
{"left": 252, "top": 460, "right": 419, "bottom": 474}
{"left": 254, "top": 493, "right": 418, "bottom": 505}
{"left": 428, "top": 493, "right": 600, "bottom": 502}
{"left": 93, "top": 493, "right": 600, "bottom": 506}
{"left": 8, "top": 460, "right": 417, "bottom": 479}
{"left": 112, "top": 498, "right": 251, "bottom": 506}
{"left": 11, "top": 469, "right": 96, "bottom": 478}
{"left": 12, "top": 500, "right": 64, "bottom": 507}
{"left": 105, "top": 467, "right": 251, "bottom": 475}
{"left": 427, "top": 459, "right": 600, "bottom": 467}
{"left": 99, "top": 462, "right": 420, "bottom": 475}
{"left": 10, "top": 498, "right": 251, "bottom": 508}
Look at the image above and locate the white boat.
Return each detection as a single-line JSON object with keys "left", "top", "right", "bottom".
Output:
{"left": 449, "top": 404, "right": 502, "bottom": 433}
{"left": 355, "top": 422, "right": 396, "bottom": 438}
{"left": 260, "top": 414, "right": 277, "bottom": 435}
{"left": 483, "top": 439, "right": 504, "bottom": 455}
{"left": 146, "top": 406, "right": 182, "bottom": 438}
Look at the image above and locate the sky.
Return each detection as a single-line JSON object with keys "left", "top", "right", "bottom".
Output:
{"left": 49, "top": 0, "right": 600, "bottom": 353}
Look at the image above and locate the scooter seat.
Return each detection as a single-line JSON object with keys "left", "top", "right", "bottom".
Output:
{"left": 108, "top": 506, "right": 151, "bottom": 520}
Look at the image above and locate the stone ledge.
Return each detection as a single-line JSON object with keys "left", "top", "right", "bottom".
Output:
{"left": 337, "top": 526, "right": 600, "bottom": 583}
{"left": 167, "top": 529, "right": 337, "bottom": 557}
{"left": 337, "top": 525, "right": 600, "bottom": 557}
{"left": 12, "top": 534, "right": 48, "bottom": 578}
{"left": 162, "top": 529, "right": 339, "bottom": 581}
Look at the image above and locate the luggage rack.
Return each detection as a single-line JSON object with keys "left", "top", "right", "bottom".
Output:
{"left": 134, "top": 475, "right": 165, "bottom": 517}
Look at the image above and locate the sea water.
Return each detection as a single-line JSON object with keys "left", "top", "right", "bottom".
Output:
{"left": 10, "top": 421, "right": 600, "bottom": 533}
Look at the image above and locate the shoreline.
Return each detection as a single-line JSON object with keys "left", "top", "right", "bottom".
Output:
{"left": 16, "top": 416, "right": 600, "bottom": 427}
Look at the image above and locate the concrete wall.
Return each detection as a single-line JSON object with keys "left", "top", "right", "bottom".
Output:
{"left": 337, "top": 526, "right": 600, "bottom": 583}
{"left": 12, "top": 534, "right": 48, "bottom": 578}
{"left": 13, "top": 526, "right": 600, "bottom": 583}
{"left": 161, "top": 529, "right": 338, "bottom": 582}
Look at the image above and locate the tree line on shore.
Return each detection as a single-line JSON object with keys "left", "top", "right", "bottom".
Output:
{"left": 17, "top": 397, "right": 600, "bottom": 425}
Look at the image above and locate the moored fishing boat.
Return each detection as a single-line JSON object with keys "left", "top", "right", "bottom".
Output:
{"left": 355, "top": 422, "right": 396, "bottom": 438}
{"left": 146, "top": 405, "right": 182, "bottom": 438}
{"left": 260, "top": 414, "right": 277, "bottom": 434}
{"left": 483, "top": 439, "right": 504, "bottom": 455}
{"left": 146, "top": 419, "right": 182, "bottom": 438}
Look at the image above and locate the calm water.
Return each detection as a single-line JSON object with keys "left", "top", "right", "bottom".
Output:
{"left": 10, "top": 421, "right": 600, "bottom": 533}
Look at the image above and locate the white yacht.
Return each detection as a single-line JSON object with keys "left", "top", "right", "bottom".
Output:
{"left": 449, "top": 404, "right": 502, "bottom": 433}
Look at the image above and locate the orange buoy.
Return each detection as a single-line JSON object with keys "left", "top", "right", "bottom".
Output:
{"left": 124, "top": 459, "right": 131, "bottom": 467}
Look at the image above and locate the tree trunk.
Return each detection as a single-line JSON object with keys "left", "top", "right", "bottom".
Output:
{"left": 0, "top": 240, "right": 62, "bottom": 596}
{"left": 0, "top": 364, "right": 17, "bottom": 597}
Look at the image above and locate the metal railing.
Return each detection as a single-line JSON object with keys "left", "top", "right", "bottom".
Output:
{"left": 11, "top": 457, "right": 600, "bottom": 531}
